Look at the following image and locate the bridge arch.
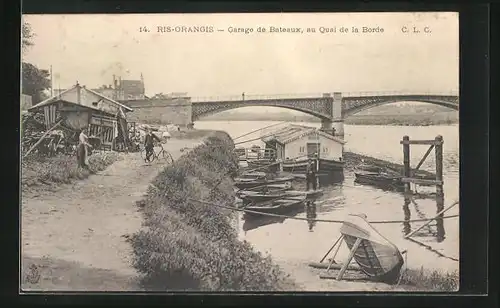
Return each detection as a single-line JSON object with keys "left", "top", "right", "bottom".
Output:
{"left": 191, "top": 98, "right": 333, "bottom": 121}
{"left": 342, "top": 96, "right": 459, "bottom": 118}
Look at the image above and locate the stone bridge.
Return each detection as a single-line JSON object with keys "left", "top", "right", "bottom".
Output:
{"left": 191, "top": 91, "right": 459, "bottom": 136}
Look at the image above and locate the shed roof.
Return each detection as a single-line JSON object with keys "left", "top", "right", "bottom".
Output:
{"left": 28, "top": 83, "right": 134, "bottom": 114}
{"left": 262, "top": 124, "right": 346, "bottom": 145}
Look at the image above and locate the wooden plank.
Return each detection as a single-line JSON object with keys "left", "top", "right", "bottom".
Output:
{"left": 400, "top": 139, "right": 444, "bottom": 145}
{"left": 319, "top": 235, "right": 343, "bottom": 263}
{"left": 309, "top": 262, "right": 362, "bottom": 272}
{"left": 401, "top": 177, "right": 443, "bottom": 185}
{"left": 414, "top": 145, "right": 434, "bottom": 171}
{"left": 337, "top": 238, "right": 362, "bottom": 280}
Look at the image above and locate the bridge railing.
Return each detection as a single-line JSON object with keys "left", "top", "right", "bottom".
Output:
{"left": 342, "top": 90, "right": 459, "bottom": 97}
{"left": 191, "top": 91, "right": 459, "bottom": 102}
{"left": 191, "top": 93, "right": 327, "bottom": 103}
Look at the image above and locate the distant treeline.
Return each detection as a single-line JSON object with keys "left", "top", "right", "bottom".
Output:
{"left": 200, "top": 112, "right": 458, "bottom": 126}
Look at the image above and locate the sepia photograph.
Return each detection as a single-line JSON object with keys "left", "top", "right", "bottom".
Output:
{"left": 20, "top": 12, "right": 459, "bottom": 293}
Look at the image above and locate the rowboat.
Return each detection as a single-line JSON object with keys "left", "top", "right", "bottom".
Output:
{"left": 234, "top": 176, "right": 294, "bottom": 190}
{"left": 339, "top": 214, "right": 404, "bottom": 283}
{"left": 244, "top": 195, "right": 307, "bottom": 217}
{"left": 285, "top": 189, "right": 324, "bottom": 199}
{"left": 245, "top": 183, "right": 292, "bottom": 192}
{"left": 238, "top": 189, "right": 322, "bottom": 203}
{"left": 237, "top": 190, "right": 292, "bottom": 203}
{"left": 354, "top": 171, "right": 405, "bottom": 192}
{"left": 238, "top": 171, "right": 267, "bottom": 179}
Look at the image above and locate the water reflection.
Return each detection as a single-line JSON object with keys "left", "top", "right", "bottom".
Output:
{"left": 242, "top": 205, "right": 304, "bottom": 232}
{"left": 402, "top": 192, "right": 446, "bottom": 243}
{"left": 305, "top": 201, "right": 317, "bottom": 232}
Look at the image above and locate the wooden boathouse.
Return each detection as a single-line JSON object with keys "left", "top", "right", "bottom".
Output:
{"left": 28, "top": 82, "right": 134, "bottom": 151}
{"left": 261, "top": 124, "right": 346, "bottom": 174}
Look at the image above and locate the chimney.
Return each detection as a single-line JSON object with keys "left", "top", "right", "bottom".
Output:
{"left": 76, "top": 82, "right": 81, "bottom": 104}
{"left": 113, "top": 75, "right": 117, "bottom": 89}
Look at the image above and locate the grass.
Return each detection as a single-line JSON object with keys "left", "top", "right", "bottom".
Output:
{"left": 398, "top": 267, "right": 459, "bottom": 292}
{"left": 21, "top": 152, "right": 121, "bottom": 190}
{"left": 127, "top": 131, "right": 297, "bottom": 291}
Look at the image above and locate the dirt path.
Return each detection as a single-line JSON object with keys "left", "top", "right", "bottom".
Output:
{"left": 21, "top": 139, "right": 202, "bottom": 291}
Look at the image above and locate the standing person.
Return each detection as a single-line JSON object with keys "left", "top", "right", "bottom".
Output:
{"left": 306, "top": 158, "right": 317, "bottom": 191}
{"left": 144, "top": 128, "right": 162, "bottom": 162}
{"left": 77, "top": 128, "right": 93, "bottom": 169}
{"left": 242, "top": 92, "right": 245, "bottom": 101}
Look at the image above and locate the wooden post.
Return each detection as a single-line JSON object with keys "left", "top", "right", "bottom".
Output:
{"left": 402, "top": 136, "right": 412, "bottom": 235}
{"left": 434, "top": 135, "right": 445, "bottom": 241}
{"left": 326, "top": 235, "right": 344, "bottom": 271}
{"left": 336, "top": 238, "right": 362, "bottom": 281}
{"left": 320, "top": 234, "right": 343, "bottom": 263}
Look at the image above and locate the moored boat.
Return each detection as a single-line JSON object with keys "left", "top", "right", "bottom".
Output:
{"left": 285, "top": 189, "right": 324, "bottom": 199}
{"left": 246, "top": 159, "right": 280, "bottom": 173}
{"left": 244, "top": 195, "right": 307, "bottom": 217}
{"left": 339, "top": 214, "right": 405, "bottom": 283}
{"left": 234, "top": 176, "right": 294, "bottom": 190}
{"left": 245, "top": 182, "right": 292, "bottom": 192}
{"left": 354, "top": 171, "right": 405, "bottom": 192}
{"left": 237, "top": 190, "right": 292, "bottom": 203}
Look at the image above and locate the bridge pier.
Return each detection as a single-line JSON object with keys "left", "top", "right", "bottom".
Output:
{"left": 332, "top": 92, "right": 344, "bottom": 138}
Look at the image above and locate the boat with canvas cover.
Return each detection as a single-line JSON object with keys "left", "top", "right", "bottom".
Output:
{"left": 339, "top": 214, "right": 404, "bottom": 283}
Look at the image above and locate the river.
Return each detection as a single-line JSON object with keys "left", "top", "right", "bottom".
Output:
{"left": 195, "top": 121, "right": 460, "bottom": 273}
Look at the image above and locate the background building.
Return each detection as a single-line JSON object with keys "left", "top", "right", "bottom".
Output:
{"left": 53, "top": 73, "right": 146, "bottom": 101}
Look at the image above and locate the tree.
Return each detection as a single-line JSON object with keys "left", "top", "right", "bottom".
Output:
{"left": 22, "top": 62, "right": 51, "bottom": 104}
{"left": 22, "top": 21, "right": 35, "bottom": 54}
{"left": 21, "top": 21, "right": 51, "bottom": 103}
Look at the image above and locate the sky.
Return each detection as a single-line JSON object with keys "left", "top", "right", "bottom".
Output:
{"left": 22, "top": 12, "right": 459, "bottom": 100}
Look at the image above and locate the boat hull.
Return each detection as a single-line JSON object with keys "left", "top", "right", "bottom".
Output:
{"left": 340, "top": 215, "right": 404, "bottom": 284}
{"left": 234, "top": 177, "right": 294, "bottom": 190}
{"left": 282, "top": 158, "right": 344, "bottom": 174}
{"left": 238, "top": 192, "right": 290, "bottom": 203}
{"left": 244, "top": 198, "right": 306, "bottom": 217}
{"left": 354, "top": 172, "right": 405, "bottom": 192}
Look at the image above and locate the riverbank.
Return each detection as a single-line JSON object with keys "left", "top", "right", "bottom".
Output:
{"left": 127, "top": 131, "right": 297, "bottom": 291}
{"left": 21, "top": 138, "right": 203, "bottom": 291}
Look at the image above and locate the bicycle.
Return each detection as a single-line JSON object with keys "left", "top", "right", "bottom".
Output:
{"left": 140, "top": 142, "right": 174, "bottom": 164}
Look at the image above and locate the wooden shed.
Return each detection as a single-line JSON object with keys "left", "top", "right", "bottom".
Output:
{"left": 28, "top": 83, "right": 134, "bottom": 150}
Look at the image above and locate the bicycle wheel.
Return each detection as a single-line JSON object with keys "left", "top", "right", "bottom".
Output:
{"left": 140, "top": 147, "right": 147, "bottom": 160}
{"left": 162, "top": 150, "right": 174, "bottom": 164}
{"left": 141, "top": 147, "right": 156, "bottom": 162}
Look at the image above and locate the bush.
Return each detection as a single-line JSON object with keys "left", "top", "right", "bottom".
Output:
{"left": 21, "top": 152, "right": 121, "bottom": 189}
{"left": 128, "top": 131, "right": 296, "bottom": 291}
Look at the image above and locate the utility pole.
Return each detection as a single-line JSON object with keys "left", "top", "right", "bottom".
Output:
{"left": 50, "top": 65, "right": 54, "bottom": 97}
